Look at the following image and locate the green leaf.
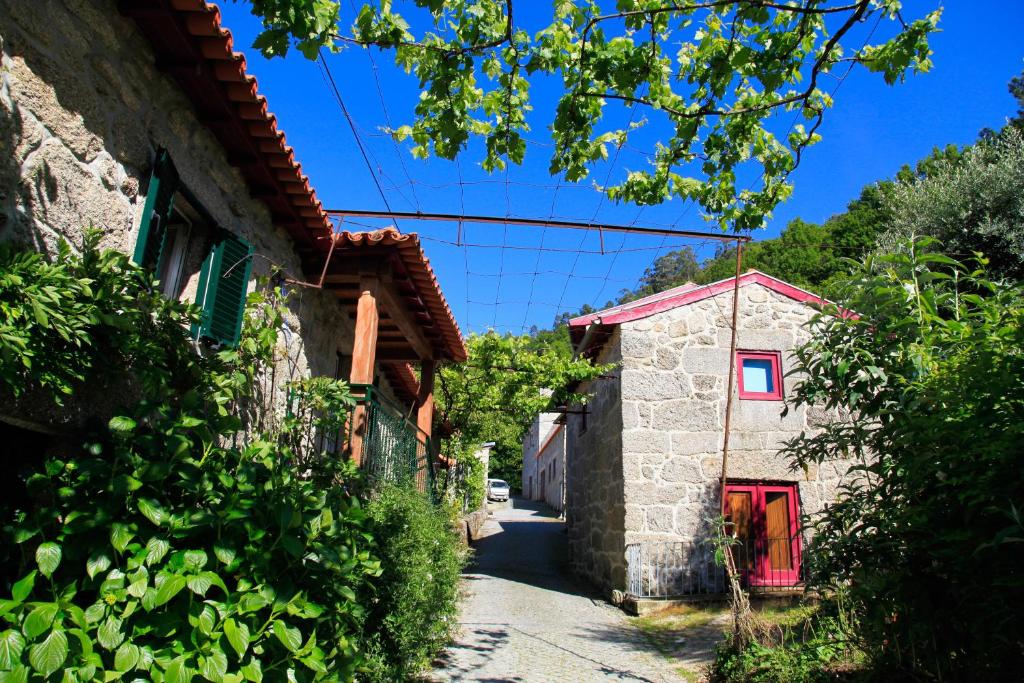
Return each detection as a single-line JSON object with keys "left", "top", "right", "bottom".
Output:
{"left": 137, "top": 498, "right": 168, "bottom": 527}
{"left": 27, "top": 630, "right": 67, "bottom": 677}
{"left": 196, "top": 605, "right": 216, "bottom": 636}
{"left": 114, "top": 642, "right": 140, "bottom": 672}
{"left": 240, "top": 658, "right": 262, "bottom": 682}
{"left": 213, "top": 543, "right": 236, "bottom": 566}
{"left": 0, "top": 667, "right": 28, "bottom": 683}
{"left": 0, "top": 630, "right": 26, "bottom": 669}
{"left": 22, "top": 603, "right": 58, "bottom": 639}
{"left": 199, "top": 647, "right": 227, "bottom": 682}
{"left": 34, "top": 543, "right": 61, "bottom": 578}
{"left": 164, "top": 655, "right": 193, "bottom": 683}
{"left": 145, "top": 537, "right": 170, "bottom": 566}
{"left": 110, "top": 524, "right": 135, "bottom": 553}
{"left": 11, "top": 572, "right": 35, "bottom": 603}
{"left": 152, "top": 574, "right": 186, "bottom": 608}
{"left": 108, "top": 416, "right": 137, "bottom": 432}
{"left": 86, "top": 552, "right": 112, "bottom": 580}
{"left": 223, "top": 618, "right": 250, "bottom": 658}
{"left": 96, "top": 616, "right": 124, "bottom": 650}
{"left": 182, "top": 550, "right": 207, "bottom": 572}
{"left": 271, "top": 620, "right": 301, "bottom": 653}
{"left": 237, "top": 593, "right": 268, "bottom": 614}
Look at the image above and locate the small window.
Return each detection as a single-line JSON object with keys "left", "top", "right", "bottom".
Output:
{"left": 135, "top": 149, "right": 253, "bottom": 347}
{"left": 737, "top": 351, "right": 783, "bottom": 400}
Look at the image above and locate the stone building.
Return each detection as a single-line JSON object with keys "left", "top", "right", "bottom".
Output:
{"left": 522, "top": 412, "right": 565, "bottom": 513}
{"left": 0, "top": 0, "right": 465, "bottom": 467}
{"left": 562, "top": 271, "right": 853, "bottom": 598}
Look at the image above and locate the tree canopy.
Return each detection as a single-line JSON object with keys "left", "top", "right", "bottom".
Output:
{"left": 436, "top": 332, "right": 610, "bottom": 484}
{"left": 239, "top": 0, "right": 939, "bottom": 229}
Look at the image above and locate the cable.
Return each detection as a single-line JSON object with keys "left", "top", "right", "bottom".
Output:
{"left": 317, "top": 50, "right": 395, "bottom": 217}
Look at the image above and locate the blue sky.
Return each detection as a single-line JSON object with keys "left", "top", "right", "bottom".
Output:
{"left": 218, "top": 2, "right": 1023, "bottom": 335}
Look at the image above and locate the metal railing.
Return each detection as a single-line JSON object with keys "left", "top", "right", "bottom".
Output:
{"left": 350, "top": 384, "right": 435, "bottom": 496}
{"left": 625, "top": 537, "right": 805, "bottom": 598}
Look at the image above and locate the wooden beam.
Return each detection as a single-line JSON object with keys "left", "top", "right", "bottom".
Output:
{"left": 417, "top": 360, "right": 435, "bottom": 441}
{"left": 348, "top": 272, "right": 380, "bottom": 467}
{"left": 377, "top": 275, "right": 433, "bottom": 362}
{"left": 374, "top": 348, "right": 423, "bottom": 362}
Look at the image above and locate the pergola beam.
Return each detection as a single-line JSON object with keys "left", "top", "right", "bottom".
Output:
{"left": 326, "top": 209, "right": 752, "bottom": 243}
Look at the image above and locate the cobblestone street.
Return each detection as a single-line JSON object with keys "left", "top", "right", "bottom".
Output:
{"left": 429, "top": 498, "right": 682, "bottom": 682}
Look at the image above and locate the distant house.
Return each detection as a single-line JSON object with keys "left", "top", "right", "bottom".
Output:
{"left": 521, "top": 412, "right": 565, "bottom": 513}
{"left": 0, "top": 0, "right": 465, "bottom": 475}
{"left": 562, "top": 272, "right": 854, "bottom": 600}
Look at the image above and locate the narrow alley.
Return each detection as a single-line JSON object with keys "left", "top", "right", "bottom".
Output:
{"left": 430, "top": 499, "right": 683, "bottom": 682}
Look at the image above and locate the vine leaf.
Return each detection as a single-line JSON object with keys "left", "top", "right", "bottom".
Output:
{"left": 27, "top": 630, "right": 67, "bottom": 677}
{"left": 0, "top": 630, "right": 26, "bottom": 669}
{"left": 21, "top": 603, "right": 58, "bottom": 640}
{"left": 271, "top": 620, "right": 302, "bottom": 653}
{"left": 224, "top": 618, "right": 250, "bottom": 658}
{"left": 10, "top": 572, "right": 35, "bottom": 603}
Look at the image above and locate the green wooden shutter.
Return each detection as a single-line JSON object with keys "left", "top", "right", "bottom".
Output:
{"left": 194, "top": 233, "right": 254, "bottom": 346}
{"left": 133, "top": 149, "right": 180, "bottom": 271}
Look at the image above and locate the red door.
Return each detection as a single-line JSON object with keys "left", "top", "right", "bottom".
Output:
{"left": 724, "top": 483, "right": 802, "bottom": 587}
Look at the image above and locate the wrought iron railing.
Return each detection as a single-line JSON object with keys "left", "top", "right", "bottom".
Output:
{"left": 350, "top": 384, "right": 435, "bottom": 496}
{"left": 625, "top": 537, "right": 805, "bottom": 599}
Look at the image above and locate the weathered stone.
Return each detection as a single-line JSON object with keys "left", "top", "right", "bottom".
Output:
{"left": 659, "top": 455, "right": 703, "bottom": 483}
{"left": 652, "top": 399, "right": 720, "bottom": 431}
{"left": 620, "top": 330, "right": 656, "bottom": 359}
{"left": 654, "top": 346, "right": 679, "bottom": 370}
{"left": 668, "top": 319, "right": 688, "bottom": 337}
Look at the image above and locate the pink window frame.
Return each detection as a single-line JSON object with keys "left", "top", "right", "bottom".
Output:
{"left": 737, "top": 350, "right": 784, "bottom": 401}
{"left": 723, "top": 482, "right": 802, "bottom": 587}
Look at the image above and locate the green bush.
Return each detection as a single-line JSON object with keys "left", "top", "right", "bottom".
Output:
{"left": 0, "top": 234, "right": 463, "bottom": 681}
{"left": 360, "top": 483, "right": 464, "bottom": 681}
{"left": 783, "top": 239, "right": 1024, "bottom": 679}
{"left": 710, "top": 604, "right": 861, "bottom": 683}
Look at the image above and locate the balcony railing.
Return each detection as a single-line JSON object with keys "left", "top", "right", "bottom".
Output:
{"left": 624, "top": 538, "right": 805, "bottom": 599}
{"left": 350, "top": 384, "right": 434, "bottom": 495}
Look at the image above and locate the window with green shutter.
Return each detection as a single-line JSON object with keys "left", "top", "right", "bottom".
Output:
{"left": 193, "top": 232, "right": 254, "bottom": 346}
{"left": 133, "top": 149, "right": 180, "bottom": 272}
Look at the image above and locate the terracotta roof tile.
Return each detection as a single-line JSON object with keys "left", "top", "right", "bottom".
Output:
{"left": 333, "top": 229, "right": 467, "bottom": 362}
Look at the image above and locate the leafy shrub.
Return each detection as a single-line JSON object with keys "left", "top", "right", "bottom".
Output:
{"left": 360, "top": 483, "right": 464, "bottom": 681}
{"left": 710, "top": 603, "right": 861, "bottom": 683}
{"left": 0, "top": 236, "right": 383, "bottom": 680}
{"left": 783, "top": 239, "right": 1024, "bottom": 679}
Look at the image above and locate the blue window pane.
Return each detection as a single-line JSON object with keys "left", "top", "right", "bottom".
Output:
{"left": 742, "top": 358, "right": 774, "bottom": 393}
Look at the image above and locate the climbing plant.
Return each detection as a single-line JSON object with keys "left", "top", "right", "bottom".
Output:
{"left": 239, "top": 0, "right": 939, "bottom": 229}
{"left": 0, "top": 232, "right": 461, "bottom": 681}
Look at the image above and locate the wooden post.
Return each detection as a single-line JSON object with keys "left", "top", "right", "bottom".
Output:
{"left": 416, "top": 360, "right": 435, "bottom": 491}
{"left": 348, "top": 274, "right": 379, "bottom": 466}
{"left": 416, "top": 359, "right": 435, "bottom": 439}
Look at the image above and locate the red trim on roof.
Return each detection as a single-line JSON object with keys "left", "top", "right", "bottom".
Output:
{"left": 570, "top": 271, "right": 849, "bottom": 356}
{"left": 571, "top": 271, "right": 836, "bottom": 330}
{"left": 333, "top": 229, "right": 467, "bottom": 362}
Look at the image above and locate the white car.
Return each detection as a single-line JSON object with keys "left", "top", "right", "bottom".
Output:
{"left": 487, "top": 478, "right": 510, "bottom": 502}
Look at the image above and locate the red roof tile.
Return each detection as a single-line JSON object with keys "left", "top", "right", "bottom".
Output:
{"left": 332, "top": 229, "right": 467, "bottom": 362}
{"left": 124, "top": 3, "right": 466, "bottom": 363}
{"left": 123, "top": 0, "right": 332, "bottom": 248}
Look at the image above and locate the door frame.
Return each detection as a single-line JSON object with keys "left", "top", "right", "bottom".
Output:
{"left": 723, "top": 481, "right": 802, "bottom": 587}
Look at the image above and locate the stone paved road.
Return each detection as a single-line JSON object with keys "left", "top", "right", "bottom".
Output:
{"left": 429, "top": 498, "right": 682, "bottom": 683}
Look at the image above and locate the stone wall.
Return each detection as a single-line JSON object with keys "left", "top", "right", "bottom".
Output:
{"left": 521, "top": 411, "right": 559, "bottom": 499}
{"left": 565, "top": 328, "right": 627, "bottom": 591}
{"left": 536, "top": 423, "right": 565, "bottom": 512}
{"left": 0, "top": 0, "right": 405, "bottom": 429}
{"left": 617, "top": 283, "right": 852, "bottom": 552}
